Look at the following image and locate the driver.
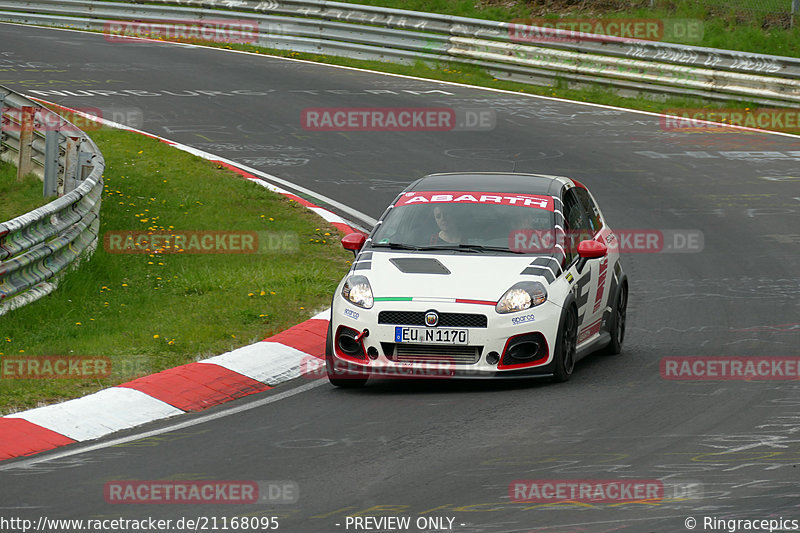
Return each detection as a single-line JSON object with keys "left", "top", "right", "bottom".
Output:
{"left": 431, "top": 205, "right": 463, "bottom": 244}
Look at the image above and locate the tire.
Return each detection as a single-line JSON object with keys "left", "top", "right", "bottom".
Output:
{"left": 601, "top": 283, "right": 627, "bottom": 356}
{"left": 326, "top": 321, "right": 368, "bottom": 388}
{"left": 551, "top": 306, "right": 578, "bottom": 383}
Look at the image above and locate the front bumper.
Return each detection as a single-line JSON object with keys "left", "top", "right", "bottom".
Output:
{"left": 329, "top": 297, "right": 563, "bottom": 379}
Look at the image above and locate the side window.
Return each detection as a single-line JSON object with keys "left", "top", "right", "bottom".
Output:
{"left": 562, "top": 188, "right": 592, "bottom": 264}
{"left": 575, "top": 188, "right": 602, "bottom": 233}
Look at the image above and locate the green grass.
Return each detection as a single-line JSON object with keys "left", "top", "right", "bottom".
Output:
{"left": 0, "top": 126, "right": 352, "bottom": 415}
{"left": 0, "top": 162, "right": 54, "bottom": 222}
{"left": 338, "top": 0, "right": 800, "bottom": 56}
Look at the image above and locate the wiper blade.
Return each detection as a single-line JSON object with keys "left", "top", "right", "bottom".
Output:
{"left": 371, "top": 242, "right": 422, "bottom": 251}
{"left": 422, "top": 244, "right": 525, "bottom": 254}
{"left": 458, "top": 244, "right": 526, "bottom": 254}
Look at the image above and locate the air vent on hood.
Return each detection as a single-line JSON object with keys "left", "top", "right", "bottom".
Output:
{"left": 389, "top": 257, "right": 451, "bottom": 275}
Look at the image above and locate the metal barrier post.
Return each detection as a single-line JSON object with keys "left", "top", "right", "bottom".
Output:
{"left": 16, "top": 105, "right": 34, "bottom": 180}
{"left": 78, "top": 150, "right": 93, "bottom": 180}
{"left": 63, "top": 136, "right": 79, "bottom": 193}
{"left": 43, "top": 128, "right": 59, "bottom": 196}
{"left": 0, "top": 92, "right": 5, "bottom": 140}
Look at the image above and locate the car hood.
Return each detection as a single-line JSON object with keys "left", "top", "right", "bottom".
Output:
{"left": 356, "top": 251, "right": 557, "bottom": 303}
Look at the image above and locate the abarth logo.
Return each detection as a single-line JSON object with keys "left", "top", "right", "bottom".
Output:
{"left": 425, "top": 311, "right": 439, "bottom": 327}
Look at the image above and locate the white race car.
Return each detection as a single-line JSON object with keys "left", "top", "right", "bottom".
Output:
{"left": 327, "top": 172, "right": 628, "bottom": 387}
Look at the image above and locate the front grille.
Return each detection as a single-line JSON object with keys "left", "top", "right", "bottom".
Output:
{"left": 378, "top": 311, "right": 487, "bottom": 328}
{"left": 388, "top": 344, "right": 482, "bottom": 365}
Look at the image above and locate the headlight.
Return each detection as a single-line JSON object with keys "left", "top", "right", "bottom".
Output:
{"left": 496, "top": 281, "right": 547, "bottom": 314}
{"left": 342, "top": 275, "right": 374, "bottom": 309}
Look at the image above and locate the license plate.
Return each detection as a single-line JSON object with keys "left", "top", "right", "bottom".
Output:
{"left": 394, "top": 327, "right": 469, "bottom": 344}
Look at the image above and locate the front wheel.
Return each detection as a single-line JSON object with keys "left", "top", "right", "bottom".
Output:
{"left": 601, "top": 283, "right": 627, "bottom": 356}
{"left": 551, "top": 307, "right": 578, "bottom": 383}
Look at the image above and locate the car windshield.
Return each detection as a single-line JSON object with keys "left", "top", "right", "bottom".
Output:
{"left": 370, "top": 191, "right": 557, "bottom": 254}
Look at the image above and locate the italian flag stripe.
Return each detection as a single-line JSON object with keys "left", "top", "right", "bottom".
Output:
{"left": 374, "top": 297, "right": 496, "bottom": 305}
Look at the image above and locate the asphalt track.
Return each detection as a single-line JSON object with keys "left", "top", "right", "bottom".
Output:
{"left": 2, "top": 23, "right": 800, "bottom": 533}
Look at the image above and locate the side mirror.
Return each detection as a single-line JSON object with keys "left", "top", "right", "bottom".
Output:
{"left": 577, "top": 240, "right": 607, "bottom": 259}
{"left": 342, "top": 233, "right": 367, "bottom": 255}
{"left": 576, "top": 239, "right": 607, "bottom": 274}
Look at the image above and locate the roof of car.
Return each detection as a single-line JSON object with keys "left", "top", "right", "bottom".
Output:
{"left": 409, "top": 172, "right": 570, "bottom": 196}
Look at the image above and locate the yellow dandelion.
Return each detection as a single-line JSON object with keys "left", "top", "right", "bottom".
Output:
{"left": 153, "top": 334, "right": 160, "bottom": 339}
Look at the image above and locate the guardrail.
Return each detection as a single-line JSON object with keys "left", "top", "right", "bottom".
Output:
{"left": 0, "top": 87, "right": 104, "bottom": 316}
{"left": 0, "top": 0, "right": 798, "bottom": 106}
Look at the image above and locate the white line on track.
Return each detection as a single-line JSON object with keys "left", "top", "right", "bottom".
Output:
{"left": 3, "top": 22, "right": 799, "bottom": 139}
{"left": 0, "top": 380, "right": 326, "bottom": 471}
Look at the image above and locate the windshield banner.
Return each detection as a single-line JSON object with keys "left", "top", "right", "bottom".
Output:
{"left": 395, "top": 191, "right": 553, "bottom": 211}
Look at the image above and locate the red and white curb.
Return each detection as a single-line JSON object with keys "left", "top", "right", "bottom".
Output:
{"left": 0, "top": 99, "right": 363, "bottom": 462}
{"left": 0, "top": 310, "right": 330, "bottom": 461}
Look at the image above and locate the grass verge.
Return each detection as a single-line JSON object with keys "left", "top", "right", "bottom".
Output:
{"left": 0, "top": 125, "right": 352, "bottom": 415}
{"left": 317, "top": 0, "right": 800, "bottom": 56}
{"left": 0, "top": 162, "right": 55, "bottom": 222}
